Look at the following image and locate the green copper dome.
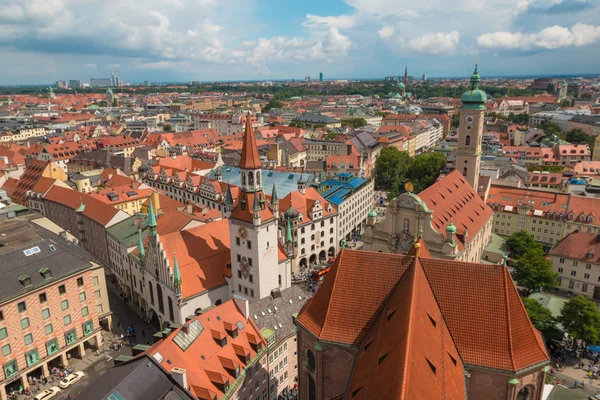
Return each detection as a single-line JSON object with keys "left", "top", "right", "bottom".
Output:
{"left": 368, "top": 209, "right": 378, "bottom": 218}
{"left": 446, "top": 222, "right": 457, "bottom": 234}
{"left": 460, "top": 64, "right": 487, "bottom": 110}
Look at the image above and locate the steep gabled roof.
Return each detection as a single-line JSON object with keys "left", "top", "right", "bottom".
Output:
{"left": 347, "top": 258, "right": 465, "bottom": 400}
{"left": 296, "top": 246, "right": 549, "bottom": 374}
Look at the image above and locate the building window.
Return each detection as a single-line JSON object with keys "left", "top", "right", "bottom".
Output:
{"left": 236, "top": 237, "right": 240, "bottom": 246}
{"left": 573, "top": 261, "right": 578, "bottom": 266}
{"left": 39, "top": 293, "right": 47, "bottom": 303}
{"left": 558, "top": 268, "right": 563, "bottom": 273}
{"left": 559, "top": 258, "right": 565, "bottom": 264}
{"left": 64, "top": 315, "right": 71, "bottom": 325}
{"left": 24, "top": 333, "right": 33, "bottom": 345}
{"left": 45, "top": 324, "right": 53, "bottom": 335}
{"left": 82, "top": 321, "right": 94, "bottom": 336}
{"left": 585, "top": 273, "right": 591, "bottom": 279}
{"left": 249, "top": 274, "right": 254, "bottom": 283}
{"left": 21, "top": 317, "right": 30, "bottom": 329}
{"left": 79, "top": 292, "right": 86, "bottom": 302}
{"left": 583, "top": 283, "right": 589, "bottom": 292}
{"left": 77, "top": 277, "right": 84, "bottom": 287}
{"left": 1, "top": 344, "right": 10, "bottom": 357}
{"left": 586, "top": 264, "right": 592, "bottom": 270}
{"left": 571, "top": 271, "right": 577, "bottom": 277}
{"left": 46, "top": 339, "right": 59, "bottom": 356}
{"left": 97, "top": 304, "right": 103, "bottom": 314}
{"left": 95, "top": 290, "right": 101, "bottom": 299}
{"left": 58, "top": 285, "right": 66, "bottom": 295}
{"left": 61, "top": 300, "right": 69, "bottom": 310}
{"left": 247, "top": 240, "right": 252, "bottom": 250}
{"left": 81, "top": 306, "right": 89, "bottom": 317}
{"left": 17, "top": 301, "right": 26, "bottom": 313}
{"left": 3, "top": 359, "right": 18, "bottom": 380}
{"left": 93, "top": 276, "right": 99, "bottom": 285}
{"left": 65, "top": 329, "right": 77, "bottom": 345}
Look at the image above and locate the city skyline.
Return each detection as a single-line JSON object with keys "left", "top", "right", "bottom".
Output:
{"left": 0, "top": 0, "right": 599, "bottom": 85}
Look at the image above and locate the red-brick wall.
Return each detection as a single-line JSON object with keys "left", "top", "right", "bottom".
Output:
{"left": 0, "top": 269, "right": 101, "bottom": 375}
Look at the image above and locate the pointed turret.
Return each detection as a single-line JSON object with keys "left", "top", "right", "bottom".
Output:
{"left": 224, "top": 184, "right": 233, "bottom": 206}
{"left": 173, "top": 253, "right": 182, "bottom": 298}
{"left": 75, "top": 198, "right": 85, "bottom": 213}
{"left": 239, "top": 113, "right": 261, "bottom": 170}
{"left": 137, "top": 229, "right": 145, "bottom": 258}
{"left": 252, "top": 193, "right": 261, "bottom": 212}
{"left": 285, "top": 218, "right": 293, "bottom": 243}
{"left": 271, "top": 183, "right": 278, "bottom": 205}
{"left": 148, "top": 198, "right": 157, "bottom": 236}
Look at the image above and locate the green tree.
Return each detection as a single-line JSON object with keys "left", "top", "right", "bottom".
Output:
{"left": 288, "top": 121, "right": 305, "bottom": 128}
{"left": 522, "top": 298, "right": 556, "bottom": 331}
{"left": 560, "top": 99, "right": 571, "bottom": 107}
{"left": 262, "top": 99, "right": 284, "bottom": 113}
{"left": 508, "top": 112, "right": 529, "bottom": 125}
{"left": 559, "top": 295, "right": 600, "bottom": 345}
{"left": 375, "top": 111, "right": 388, "bottom": 117}
{"left": 323, "top": 131, "right": 341, "bottom": 140}
{"left": 374, "top": 147, "right": 413, "bottom": 197}
{"left": 506, "top": 231, "right": 538, "bottom": 259}
{"left": 406, "top": 152, "right": 446, "bottom": 193}
{"left": 341, "top": 118, "right": 368, "bottom": 129}
{"left": 540, "top": 120, "right": 561, "bottom": 137}
{"left": 566, "top": 128, "right": 595, "bottom": 153}
{"left": 451, "top": 113, "right": 460, "bottom": 128}
{"left": 512, "top": 247, "right": 558, "bottom": 293}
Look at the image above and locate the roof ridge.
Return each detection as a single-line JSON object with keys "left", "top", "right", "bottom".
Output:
{"left": 321, "top": 249, "right": 344, "bottom": 341}
{"left": 502, "top": 265, "right": 518, "bottom": 372}
{"left": 504, "top": 266, "right": 549, "bottom": 366}
{"left": 399, "top": 258, "right": 420, "bottom": 399}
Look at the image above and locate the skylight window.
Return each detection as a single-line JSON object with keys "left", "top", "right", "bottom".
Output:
{"left": 31, "top": 246, "right": 40, "bottom": 254}
{"left": 23, "top": 249, "right": 33, "bottom": 256}
{"left": 236, "top": 321, "right": 245, "bottom": 330}
{"left": 49, "top": 245, "right": 56, "bottom": 252}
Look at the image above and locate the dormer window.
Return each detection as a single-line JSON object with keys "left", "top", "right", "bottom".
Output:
{"left": 588, "top": 251, "right": 595, "bottom": 259}
{"left": 580, "top": 215, "right": 586, "bottom": 222}
{"left": 589, "top": 216, "right": 595, "bottom": 223}
{"left": 19, "top": 275, "right": 32, "bottom": 287}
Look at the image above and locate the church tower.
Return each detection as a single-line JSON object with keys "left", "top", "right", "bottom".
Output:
{"left": 456, "top": 64, "right": 487, "bottom": 191}
{"left": 229, "top": 115, "right": 280, "bottom": 300}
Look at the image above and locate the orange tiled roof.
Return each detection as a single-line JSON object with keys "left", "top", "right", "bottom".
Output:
{"left": 296, "top": 247, "right": 549, "bottom": 373}
{"left": 11, "top": 159, "right": 50, "bottom": 203}
{"left": 43, "top": 186, "right": 121, "bottom": 226}
{"left": 158, "top": 219, "right": 231, "bottom": 298}
{"left": 347, "top": 256, "right": 465, "bottom": 400}
{"left": 418, "top": 171, "right": 493, "bottom": 250}
{"left": 550, "top": 230, "right": 600, "bottom": 262}
{"left": 278, "top": 188, "right": 335, "bottom": 225}
{"left": 147, "top": 299, "right": 266, "bottom": 398}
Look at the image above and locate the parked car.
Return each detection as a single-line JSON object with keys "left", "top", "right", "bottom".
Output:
{"left": 58, "top": 372, "right": 85, "bottom": 389}
{"left": 34, "top": 387, "right": 61, "bottom": 400}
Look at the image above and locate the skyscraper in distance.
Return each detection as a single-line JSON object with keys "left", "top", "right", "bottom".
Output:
{"left": 403, "top": 66, "right": 408, "bottom": 86}
{"left": 319, "top": 72, "right": 323, "bottom": 82}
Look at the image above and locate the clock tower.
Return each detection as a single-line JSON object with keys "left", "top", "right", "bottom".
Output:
{"left": 229, "top": 114, "right": 281, "bottom": 300}
{"left": 456, "top": 64, "right": 487, "bottom": 191}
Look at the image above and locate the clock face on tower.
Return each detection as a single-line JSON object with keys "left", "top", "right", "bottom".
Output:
{"left": 238, "top": 227, "right": 248, "bottom": 238}
{"left": 464, "top": 115, "right": 475, "bottom": 125}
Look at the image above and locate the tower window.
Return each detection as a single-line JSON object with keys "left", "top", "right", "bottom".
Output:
{"left": 248, "top": 171, "right": 254, "bottom": 186}
{"left": 465, "top": 135, "right": 471, "bottom": 146}
{"left": 463, "top": 167, "right": 468, "bottom": 177}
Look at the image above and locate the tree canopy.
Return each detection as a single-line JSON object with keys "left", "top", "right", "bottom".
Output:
{"left": 507, "top": 231, "right": 538, "bottom": 259}
{"left": 374, "top": 148, "right": 445, "bottom": 198}
{"left": 511, "top": 246, "right": 558, "bottom": 292}
{"left": 566, "top": 128, "right": 595, "bottom": 153}
{"left": 559, "top": 295, "right": 600, "bottom": 345}
{"left": 288, "top": 121, "right": 305, "bottom": 128}
{"left": 522, "top": 298, "right": 556, "bottom": 332}
{"left": 341, "top": 118, "right": 368, "bottom": 129}
{"left": 262, "top": 99, "right": 283, "bottom": 113}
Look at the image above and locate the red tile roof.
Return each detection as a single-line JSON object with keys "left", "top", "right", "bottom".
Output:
{"left": 418, "top": 171, "right": 493, "bottom": 251}
{"left": 43, "top": 186, "right": 121, "bottom": 226}
{"left": 347, "top": 257, "right": 465, "bottom": 400}
{"left": 11, "top": 159, "right": 51, "bottom": 203}
{"left": 148, "top": 299, "right": 266, "bottom": 398}
{"left": 278, "top": 188, "right": 335, "bottom": 226}
{"left": 297, "top": 247, "right": 549, "bottom": 373}
{"left": 158, "top": 219, "right": 231, "bottom": 298}
{"left": 550, "top": 230, "right": 600, "bottom": 262}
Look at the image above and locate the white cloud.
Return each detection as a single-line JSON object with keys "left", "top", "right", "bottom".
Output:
{"left": 401, "top": 31, "right": 460, "bottom": 55}
{"left": 105, "top": 64, "right": 120, "bottom": 69}
{"left": 303, "top": 14, "right": 356, "bottom": 29}
{"left": 85, "top": 63, "right": 98, "bottom": 69}
{"left": 477, "top": 23, "right": 600, "bottom": 50}
{"left": 377, "top": 26, "right": 395, "bottom": 39}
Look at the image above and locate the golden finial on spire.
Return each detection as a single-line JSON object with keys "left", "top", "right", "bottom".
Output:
{"left": 404, "top": 182, "right": 414, "bottom": 193}
{"left": 414, "top": 241, "right": 421, "bottom": 258}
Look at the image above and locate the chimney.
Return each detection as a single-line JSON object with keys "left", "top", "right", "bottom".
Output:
{"left": 171, "top": 367, "right": 187, "bottom": 389}
{"left": 233, "top": 295, "right": 250, "bottom": 319}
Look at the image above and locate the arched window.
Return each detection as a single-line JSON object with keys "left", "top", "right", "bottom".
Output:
{"left": 157, "top": 283, "right": 164, "bottom": 313}
{"left": 168, "top": 297, "right": 174, "bottom": 322}
{"left": 463, "top": 167, "right": 468, "bottom": 177}
{"left": 248, "top": 171, "right": 254, "bottom": 186}
{"left": 465, "top": 135, "right": 471, "bottom": 146}
{"left": 149, "top": 284, "right": 154, "bottom": 305}
{"left": 215, "top": 299, "right": 222, "bottom": 306}
{"left": 306, "top": 349, "right": 316, "bottom": 372}
{"left": 242, "top": 172, "right": 246, "bottom": 186}
{"left": 516, "top": 386, "right": 531, "bottom": 400}
{"left": 256, "top": 171, "right": 261, "bottom": 186}
{"left": 307, "top": 374, "right": 316, "bottom": 400}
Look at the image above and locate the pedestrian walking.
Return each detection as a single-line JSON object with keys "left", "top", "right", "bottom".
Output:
{"left": 142, "top": 329, "right": 145, "bottom": 337}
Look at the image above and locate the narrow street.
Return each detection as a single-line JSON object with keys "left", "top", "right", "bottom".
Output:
{"left": 105, "top": 283, "right": 157, "bottom": 346}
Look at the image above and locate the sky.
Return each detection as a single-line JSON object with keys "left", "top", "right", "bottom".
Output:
{"left": 0, "top": 0, "right": 599, "bottom": 84}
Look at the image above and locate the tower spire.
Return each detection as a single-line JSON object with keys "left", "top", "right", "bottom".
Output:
{"left": 173, "top": 253, "right": 181, "bottom": 286}
{"left": 271, "top": 183, "right": 278, "bottom": 205}
{"left": 239, "top": 112, "right": 261, "bottom": 169}
{"left": 148, "top": 198, "right": 157, "bottom": 236}
{"left": 137, "top": 229, "right": 145, "bottom": 258}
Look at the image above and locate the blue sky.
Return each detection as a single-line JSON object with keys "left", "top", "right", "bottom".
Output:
{"left": 0, "top": 0, "right": 599, "bottom": 84}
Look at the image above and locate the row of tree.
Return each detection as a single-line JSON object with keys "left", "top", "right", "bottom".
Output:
{"left": 374, "top": 147, "right": 446, "bottom": 197}
{"left": 508, "top": 231, "right": 600, "bottom": 344}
